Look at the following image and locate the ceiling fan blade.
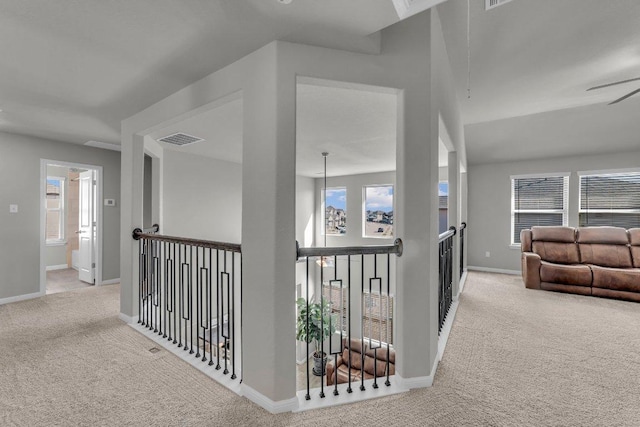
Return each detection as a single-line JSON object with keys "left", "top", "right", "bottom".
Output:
{"left": 587, "top": 77, "right": 640, "bottom": 91}
{"left": 608, "top": 87, "right": 640, "bottom": 105}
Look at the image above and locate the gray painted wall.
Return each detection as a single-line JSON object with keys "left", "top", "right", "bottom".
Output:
{"left": 162, "top": 150, "right": 242, "bottom": 243}
{"left": 467, "top": 149, "right": 640, "bottom": 272}
{"left": 315, "top": 171, "right": 396, "bottom": 247}
{"left": 0, "top": 131, "right": 121, "bottom": 300}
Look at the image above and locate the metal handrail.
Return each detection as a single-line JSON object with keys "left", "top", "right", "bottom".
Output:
{"left": 131, "top": 224, "right": 159, "bottom": 239}
{"left": 296, "top": 238, "right": 403, "bottom": 259}
{"left": 460, "top": 222, "right": 467, "bottom": 230}
{"left": 438, "top": 226, "right": 457, "bottom": 243}
{"left": 132, "top": 227, "right": 241, "bottom": 253}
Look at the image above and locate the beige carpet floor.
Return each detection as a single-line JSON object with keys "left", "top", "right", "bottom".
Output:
{"left": 1, "top": 272, "right": 639, "bottom": 426}
{"left": 46, "top": 268, "right": 91, "bottom": 295}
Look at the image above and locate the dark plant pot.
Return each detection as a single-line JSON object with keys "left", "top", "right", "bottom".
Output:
{"left": 312, "top": 352, "right": 327, "bottom": 376}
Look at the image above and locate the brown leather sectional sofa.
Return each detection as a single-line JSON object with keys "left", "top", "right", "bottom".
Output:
{"left": 326, "top": 337, "right": 395, "bottom": 386}
{"left": 521, "top": 226, "right": 640, "bottom": 302}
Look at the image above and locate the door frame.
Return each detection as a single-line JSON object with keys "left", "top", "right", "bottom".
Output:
{"left": 40, "top": 159, "right": 104, "bottom": 293}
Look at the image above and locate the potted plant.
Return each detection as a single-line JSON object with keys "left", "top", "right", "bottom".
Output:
{"left": 296, "top": 297, "right": 337, "bottom": 376}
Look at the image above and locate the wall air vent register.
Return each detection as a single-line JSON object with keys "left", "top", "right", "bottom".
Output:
{"left": 486, "top": 0, "right": 514, "bottom": 11}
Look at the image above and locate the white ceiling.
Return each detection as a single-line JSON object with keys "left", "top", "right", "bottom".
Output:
{"left": 0, "top": 0, "right": 398, "bottom": 145}
{"left": 3, "top": 0, "right": 639, "bottom": 169}
{"left": 437, "top": 0, "right": 640, "bottom": 165}
{"left": 148, "top": 82, "right": 403, "bottom": 177}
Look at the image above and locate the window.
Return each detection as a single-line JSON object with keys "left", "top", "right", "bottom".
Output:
{"left": 46, "top": 177, "right": 65, "bottom": 243}
{"left": 511, "top": 174, "right": 568, "bottom": 244}
{"left": 321, "top": 283, "right": 394, "bottom": 345}
{"left": 439, "top": 182, "right": 448, "bottom": 234}
{"left": 323, "top": 187, "right": 346, "bottom": 235}
{"left": 362, "top": 291, "right": 393, "bottom": 345}
{"left": 363, "top": 185, "right": 394, "bottom": 238}
{"left": 579, "top": 171, "right": 640, "bottom": 229}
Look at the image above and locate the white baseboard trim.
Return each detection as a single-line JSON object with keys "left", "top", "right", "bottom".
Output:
{"left": 459, "top": 270, "right": 468, "bottom": 294}
{"left": 293, "top": 376, "right": 409, "bottom": 413}
{"left": 243, "top": 384, "right": 299, "bottom": 414}
{"left": 46, "top": 264, "right": 68, "bottom": 271}
{"left": 119, "top": 312, "right": 138, "bottom": 324}
{"left": 397, "top": 355, "right": 438, "bottom": 389}
{"left": 0, "top": 291, "right": 45, "bottom": 306}
{"left": 101, "top": 278, "right": 120, "bottom": 285}
{"left": 467, "top": 266, "right": 521, "bottom": 276}
{"left": 129, "top": 323, "right": 242, "bottom": 396}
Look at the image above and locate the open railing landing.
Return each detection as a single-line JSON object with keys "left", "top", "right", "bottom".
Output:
{"left": 439, "top": 226, "right": 456, "bottom": 332}
{"left": 295, "top": 239, "right": 403, "bottom": 401}
{"left": 132, "top": 226, "right": 242, "bottom": 382}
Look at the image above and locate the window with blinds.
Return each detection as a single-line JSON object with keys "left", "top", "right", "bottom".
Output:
{"left": 579, "top": 172, "right": 640, "bottom": 229}
{"left": 46, "top": 177, "right": 65, "bottom": 243}
{"left": 511, "top": 175, "right": 568, "bottom": 244}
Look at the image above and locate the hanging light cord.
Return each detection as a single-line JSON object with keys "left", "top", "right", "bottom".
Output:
{"left": 323, "top": 152, "right": 328, "bottom": 248}
{"left": 467, "top": 0, "right": 471, "bottom": 99}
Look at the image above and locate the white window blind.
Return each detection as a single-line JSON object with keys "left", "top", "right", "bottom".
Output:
{"left": 579, "top": 172, "right": 640, "bottom": 229}
{"left": 511, "top": 175, "right": 568, "bottom": 244}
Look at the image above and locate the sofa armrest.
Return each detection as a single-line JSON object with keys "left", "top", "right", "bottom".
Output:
{"left": 522, "top": 252, "right": 541, "bottom": 289}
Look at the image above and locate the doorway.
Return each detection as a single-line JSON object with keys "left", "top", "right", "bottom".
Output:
{"left": 40, "top": 160, "right": 103, "bottom": 295}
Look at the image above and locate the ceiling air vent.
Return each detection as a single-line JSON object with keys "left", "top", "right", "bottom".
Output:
{"left": 157, "top": 132, "right": 204, "bottom": 146}
{"left": 485, "top": 0, "right": 514, "bottom": 11}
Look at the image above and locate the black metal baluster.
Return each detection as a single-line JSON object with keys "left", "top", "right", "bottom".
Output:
{"left": 231, "top": 251, "right": 236, "bottom": 380}
{"left": 208, "top": 248, "right": 214, "bottom": 366}
{"left": 196, "top": 246, "right": 201, "bottom": 358}
{"left": 333, "top": 255, "right": 339, "bottom": 396}
{"left": 305, "top": 257, "right": 310, "bottom": 400}
{"left": 319, "top": 255, "right": 325, "bottom": 399}
{"left": 360, "top": 254, "right": 365, "bottom": 392}
{"left": 189, "top": 245, "right": 194, "bottom": 354}
{"left": 347, "top": 255, "right": 352, "bottom": 394}
{"left": 239, "top": 253, "right": 243, "bottom": 384}
{"left": 154, "top": 241, "right": 160, "bottom": 334}
{"left": 372, "top": 254, "right": 378, "bottom": 390}
{"left": 223, "top": 250, "right": 229, "bottom": 375}
{"left": 215, "top": 249, "right": 221, "bottom": 370}
{"left": 178, "top": 244, "right": 183, "bottom": 348}
{"left": 172, "top": 243, "right": 177, "bottom": 345}
{"left": 138, "top": 239, "right": 142, "bottom": 324}
{"left": 385, "top": 253, "right": 391, "bottom": 387}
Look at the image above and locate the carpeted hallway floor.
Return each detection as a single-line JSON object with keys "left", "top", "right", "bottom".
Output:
{"left": 1, "top": 272, "right": 639, "bottom": 426}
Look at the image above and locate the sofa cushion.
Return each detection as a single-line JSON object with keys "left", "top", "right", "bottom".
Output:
{"left": 531, "top": 226, "right": 576, "bottom": 243}
{"left": 579, "top": 244, "right": 632, "bottom": 268}
{"left": 577, "top": 226, "right": 629, "bottom": 244}
{"left": 591, "top": 265, "right": 640, "bottom": 293}
{"left": 540, "top": 261, "right": 592, "bottom": 286}
{"left": 629, "top": 229, "right": 640, "bottom": 268}
{"left": 532, "top": 241, "right": 580, "bottom": 264}
{"left": 363, "top": 354, "right": 389, "bottom": 377}
{"left": 341, "top": 348, "right": 363, "bottom": 370}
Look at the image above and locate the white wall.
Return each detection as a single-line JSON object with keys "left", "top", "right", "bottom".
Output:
{"left": 162, "top": 150, "right": 242, "bottom": 243}
{"left": 315, "top": 171, "right": 396, "bottom": 247}
{"left": 0, "top": 131, "right": 121, "bottom": 300}
{"left": 468, "top": 149, "right": 640, "bottom": 271}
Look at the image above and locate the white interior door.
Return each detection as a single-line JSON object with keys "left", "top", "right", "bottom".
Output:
{"left": 78, "top": 170, "right": 95, "bottom": 284}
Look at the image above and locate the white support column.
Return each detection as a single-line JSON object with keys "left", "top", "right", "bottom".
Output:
{"left": 240, "top": 44, "right": 298, "bottom": 413}
{"left": 448, "top": 151, "right": 460, "bottom": 298}
{"left": 119, "top": 132, "right": 145, "bottom": 320}
{"left": 393, "top": 11, "right": 440, "bottom": 387}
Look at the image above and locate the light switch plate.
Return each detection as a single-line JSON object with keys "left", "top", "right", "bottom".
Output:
{"left": 104, "top": 199, "right": 116, "bottom": 207}
{"left": 9, "top": 204, "right": 18, "bottom": 213}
